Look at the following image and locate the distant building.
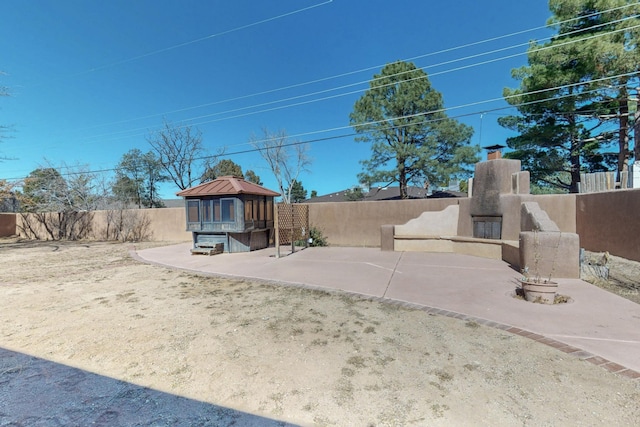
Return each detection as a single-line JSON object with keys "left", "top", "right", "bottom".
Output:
{"left": 305, "top": 186, "right": 465, "bottom": 203}
{"left": 160, "top": 199, "right": 184, "bottom": 208}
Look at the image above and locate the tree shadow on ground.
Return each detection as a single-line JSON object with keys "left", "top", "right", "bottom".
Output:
{"left": 0, "top": 347, "right": 296, "bottom": 427}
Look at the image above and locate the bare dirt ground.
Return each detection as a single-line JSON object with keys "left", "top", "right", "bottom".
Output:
{"left": 581, "top": 251, "right": 640, "bottom": 305}
{"left": 1, "top": 239, "right": 639, "bottom": 426}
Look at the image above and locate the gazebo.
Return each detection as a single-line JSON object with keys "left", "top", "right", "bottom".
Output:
{"left": 177, "top": 176, "right": 280, "bottom": 254}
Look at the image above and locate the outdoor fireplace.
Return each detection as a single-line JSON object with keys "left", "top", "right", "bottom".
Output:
{"left": 472, "top": 216, "right": 502, "bottom": 239}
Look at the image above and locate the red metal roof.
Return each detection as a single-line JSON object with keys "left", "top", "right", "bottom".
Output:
{"left": 176, "top": 176, "right": 280, "bottom": 197}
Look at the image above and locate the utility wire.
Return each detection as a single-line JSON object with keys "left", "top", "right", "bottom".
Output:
{"left": 13, "top": 62, "right": 638, "bottom": 169}
{"left": 78, "top": 22, "right": 640, "bottom": 145}
{"left": 3, "top": 76, "right": 632, "bottom": 181}
{"left": 77, "top": 2, "right": 639, "bottom": 131}
{"left": 7, "top": 6, "right": 638, "bottom": 178}
{"left": 74, "top": 19, "right": 640, "bottom": 145}
{"left": 35, "top": 0, "right": 334, "bottom": 85}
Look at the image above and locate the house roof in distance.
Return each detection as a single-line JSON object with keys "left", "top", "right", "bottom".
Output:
{"left": 177, "top": 176, "right": 280, "bottom": 198}
{"left": 305, "top": 186, "right": 431, "bottom": 203}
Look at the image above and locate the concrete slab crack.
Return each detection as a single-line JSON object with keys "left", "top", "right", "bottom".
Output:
{"left": 383, "top": 251, "right": 403, "bottom": 298}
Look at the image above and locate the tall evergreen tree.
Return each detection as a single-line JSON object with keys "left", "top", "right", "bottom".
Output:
{"left": 350, "top": 61, "right": 478, "bottom": 199}
{"left": 288, "top": 180, "right": 307, "bottom": 203}
{"left": 201, "top": 159, "right": 244, "bottom": 183}
{"left": 500, "top": 0, "right": 640, "bottom": 192}
{"left": 244, "top": 170, "right": 263, "bottom": 185}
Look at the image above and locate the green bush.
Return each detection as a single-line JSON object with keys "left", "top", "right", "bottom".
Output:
{"left": 309, "top": 226, "right": 328, "bottom": 247}
{"left": 295, "top": 226, "right": 328, "bottom": 247}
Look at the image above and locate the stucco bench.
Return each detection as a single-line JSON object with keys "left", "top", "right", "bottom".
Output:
{"left": 382, "top": 204, "right": 520, "bottom": 265}
{"left": 393, "top": 233, "right": 519, "bottom": 264}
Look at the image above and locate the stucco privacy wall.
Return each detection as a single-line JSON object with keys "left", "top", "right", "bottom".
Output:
{"left": 307, "top": 198, "right": 460, "bottom": 247}
{"left": 308, "top": 192, "right": 577, "bottom": 248}
{"left": 3, "top": 197, "right": 577, "bottom": 246}
{"left": 576, "top": 188, "right": 640, "bottom": 263}
{"left": 91, "top": 208, "right": 192, "bottom": 242}
{"left": 5, "top": 190, "right": 636, "bottom": 263}
{"left": 15, "top": 208, "right": 192, "bottom": 242}
{"left": 0, "top": 213, "right": 16, "bottom": 237}
{"left": 394, "top": 205, "right": 460, "bottom": 236}
{"left": 496, "top": 194, "right": 577, "bottom": 240}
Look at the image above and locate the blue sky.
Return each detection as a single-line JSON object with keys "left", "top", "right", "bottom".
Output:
{"left": 1, "top": 0, "right": 553, "bottom": 198}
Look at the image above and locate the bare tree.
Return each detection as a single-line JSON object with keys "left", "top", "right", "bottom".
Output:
{"left": 146, "top": 119, "right": 217, "bottom": 190}
{"left": 18, "top": 162, "right": 108, "bottom": 240}
{"left": 101, "top": 205, "right": 152, "bottom": 242}
{"left": 250, "top": 128, "right": 311, "bottom": 203}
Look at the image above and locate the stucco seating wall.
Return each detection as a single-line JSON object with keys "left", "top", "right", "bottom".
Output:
{"left": 394, "top": 233, "right": 519, "bottom": 263}
{"left": 382, "top": 204, "right": 519, "bottom": 265}
{"left": 519, "top": 202, "right": 580, "bottom": 279}
{"left": 394, "top": 205, "right": 460, "bottom": 237}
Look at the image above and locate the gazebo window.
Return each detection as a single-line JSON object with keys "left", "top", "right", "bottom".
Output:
{"left": 187, "top": 200, "right": 199, "bottom": 223}
{"left": 214, "top": 201, "right": 220, "bottom": 221}
{"left": 245, "top": 199, "right": 254, "bottom": 221}
{"left": 221, "top": 199, "right": 235, "bottom": 222}
{"left": 202, "top": 200, "right": 212, "bottom": 222}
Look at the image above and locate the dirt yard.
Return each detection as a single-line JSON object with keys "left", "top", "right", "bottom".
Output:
{"left": 582, "top": 250, "right": 640, "bottom": 305}
{"left": 1, "top": 240, "right": 639, "bottom": 426}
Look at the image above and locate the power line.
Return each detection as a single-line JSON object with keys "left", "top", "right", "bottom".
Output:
{"left": 7, "top": 5, "right": 638, "bottom": 178}
{"left": 27, "top": 0, "right": 334, "bottom": 88}
{"left": 13, "top": 56, "right": 639, "bottom": 180}
{"left": 3, "top": 77, "right": 632, "bottom": 181}
{"left": 74, "top": 20, "right": 640, "bottom": 145}
{"left": 181, "top": 23, "right": 639, "bottom": 126}
{"left": 75, "top": 2, "right": 639, "bottom": 132}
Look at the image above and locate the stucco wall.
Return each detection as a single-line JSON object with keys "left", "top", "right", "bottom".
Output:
{"left": 0, "top": 213, "right": 16, "bottom": 237}
{"left": 91, "top": 208, "right": 192, "bottom": 242}
{"left": 308, "top": 193, "right": 578, "bottom": 247}
{"left": 576, "top": 189, "right": 640, "bottom": 262}
{"left": 14, "top": 208, "right": 192, "bottom": 242}
{"left": 394, "top": 205, "right": 459, "bottom": 237}
{"left": 498, "top": 194, "right": 577, "bottom": 241}
{"left": 4, "top": 191, "right": 639, "bottom": 264}
{"left": 308, "top": 199, "right": 461, "bottom": 247}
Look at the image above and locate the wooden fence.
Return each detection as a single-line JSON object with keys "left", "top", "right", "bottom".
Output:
{"left": 578, "top": 171, "right": 629, "bottom": 193}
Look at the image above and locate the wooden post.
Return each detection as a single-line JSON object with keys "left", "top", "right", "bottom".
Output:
{"left": 290, "top": 203, "right": 295, "bottom": 254}
{"left": 274, "top": 202, "right": 280, "bottom": 258}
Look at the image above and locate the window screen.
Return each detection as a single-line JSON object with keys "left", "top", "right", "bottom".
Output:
{"left": 187, "top": 200, "right": 199, "bottom": 223}
{"left": 266, "top": 199, "right": 273, "bottom": 221}
{"left": 214, "top": 201, "right": 221, "bottom": 221}
{"left": 221, "top": 199, "right": 235, "bottom": 222}
{"left": 202, "top": 200, "right": 212, "bottom": 222}
{"left": 245, "top": 199, "right": 254, "bottom": 221}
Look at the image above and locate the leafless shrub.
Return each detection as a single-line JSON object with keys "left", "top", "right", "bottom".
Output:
{"left": 18, "top": 210, "right": 94, "bottom": 241}
{"left": 102, "top": 207, "right": 152, "bottom": 242}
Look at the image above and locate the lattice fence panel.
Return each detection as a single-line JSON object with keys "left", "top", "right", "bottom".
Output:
{"left": 277, "top": 203, "right": 309, "bottom": 245}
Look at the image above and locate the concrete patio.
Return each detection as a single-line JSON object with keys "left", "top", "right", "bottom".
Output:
{"left": 135, "top": 244, "right": 640, "bottom": 378}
